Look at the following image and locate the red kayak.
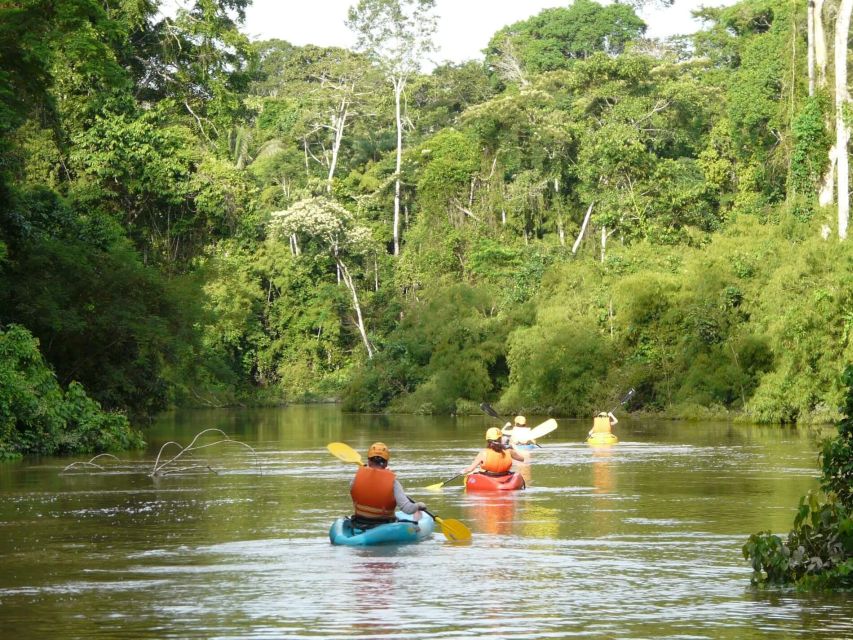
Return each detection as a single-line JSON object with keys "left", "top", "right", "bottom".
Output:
{"left": 465, "top": 472, "right": 525, "bottom": 492}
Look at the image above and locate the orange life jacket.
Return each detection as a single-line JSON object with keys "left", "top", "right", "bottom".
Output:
{"left": 351, "top": 466, "right": 397, "bottom": 520}
{"left": 482, "top": 448, "right": 512, "bottom": 474}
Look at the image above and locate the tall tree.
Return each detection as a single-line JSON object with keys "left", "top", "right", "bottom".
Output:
{"left": 346, "top": 0, "right": 437, "bottom": 256}
{"left": 835, "top": 0, "right": 853, "bottom": 239}
{"left": 133, "top": 0, "right": 254, "bottom": 147}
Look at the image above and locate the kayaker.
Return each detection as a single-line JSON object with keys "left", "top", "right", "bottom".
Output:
{"left": 588, "top": 411, "right": 618, "bottom": 437}
{"left": 501, "top": 415, "right": 534, "bottom": 461}
{"left": 501, "top": 415, "right": 533, "bottom": 447}
{"left": 350, "top": 442, "right": 427, "bottom": 528}
{"left": 461, "top": 427, "right": 527, "bottom": 476}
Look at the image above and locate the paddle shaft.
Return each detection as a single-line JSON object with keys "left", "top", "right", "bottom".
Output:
{"left": 479, "top": 402, "right": 505, "bottom": 422}
{"left": 609, "top": 388, "right": 635, "bottom": 413}
{"left": 434, "top": 473, "right": 464, "bottom": 488}
{"left": 420, "top": 508, "right": 442, "bottom": 523}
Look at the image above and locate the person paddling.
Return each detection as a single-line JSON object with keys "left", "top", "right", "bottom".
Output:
{"left": 350, "top": 442, "right": 427, "bottom": 529}
{"left": 502, "top": 415, "right": 534, "bottom": 461}
{"left": 588, "top": 411, "right": 618, "bottom": 438}
{"left": 461, "top": 428, "right": 527, "bottom": 477}
{"left": 503, "top": 414, "right": 537, "bottom": 444}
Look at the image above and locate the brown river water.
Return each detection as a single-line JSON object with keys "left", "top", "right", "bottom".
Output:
{"left": 0, "top": 405, "right": 850, "bottom": 639}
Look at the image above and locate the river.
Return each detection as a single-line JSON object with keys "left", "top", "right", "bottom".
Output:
{"left": 0, "top": 405, "right": 850, "bottom": 639}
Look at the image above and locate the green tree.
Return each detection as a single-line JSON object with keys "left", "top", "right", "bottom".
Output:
{"left": 485, "top": 0, "right": 646, "bottom": 84}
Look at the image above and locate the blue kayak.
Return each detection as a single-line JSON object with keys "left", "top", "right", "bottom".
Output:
{"left": 329, "top": 510, "right": 435, "bottom": 546}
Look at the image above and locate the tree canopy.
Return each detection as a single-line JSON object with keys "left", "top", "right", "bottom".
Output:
{"left": 3, "top": 0, "right": 853, "bottom": 461}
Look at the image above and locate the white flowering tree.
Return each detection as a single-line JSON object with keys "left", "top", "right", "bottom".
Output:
{"left": 270, "top": 197, "right": 376, "bottom": 358}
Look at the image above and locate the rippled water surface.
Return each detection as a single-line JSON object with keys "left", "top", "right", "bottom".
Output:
{"left": 1, "top": 406, "right": 850, "bottom": 639}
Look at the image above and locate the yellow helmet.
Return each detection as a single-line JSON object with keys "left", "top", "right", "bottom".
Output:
{"left": 514, "top": 415, "right": 527, "bottom": 426}
{"left": 367, "top": 442, "right": 390, "bottom": 461}
{"left": 485, "top": 427, "right": 502, "bottom": 441}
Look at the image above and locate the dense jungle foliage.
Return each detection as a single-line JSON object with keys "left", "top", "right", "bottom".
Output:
{"left": 2, "top": 0, "right": 853, "bottom": 459}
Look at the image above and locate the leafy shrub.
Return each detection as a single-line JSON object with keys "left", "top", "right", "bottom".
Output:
{"left": 343, "top": 283, "right": 505, "bottom": 413}
{"left": 503, "top": 322, "right": 611, "bottom": 415}
{"left": 0, "top": 324, "right": 143, "bottom": 460}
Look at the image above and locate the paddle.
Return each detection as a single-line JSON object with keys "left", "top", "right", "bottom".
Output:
{"left": 425, "top": 473, "right": 465, "bottom": 491}
{"left": 609, "top": 388, "right": 636, "bottom": 413}
{"left": 424, "top": 419, "right": 556, "bottom": 489}
{"left": 527, "top": 418, "right": 558, "bottom": 441}
{"left": 479, "top": 402, "right": 505, "bottom": 422}
{"left": 326, "top": 442, "right": 472, "bottom": 542}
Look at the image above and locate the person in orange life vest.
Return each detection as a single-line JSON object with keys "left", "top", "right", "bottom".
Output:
{"left": 350, "top": 442, "right": 427, "bottom": 527}
{"left": 460, "top": 427, "right": 526, "bottom": 476}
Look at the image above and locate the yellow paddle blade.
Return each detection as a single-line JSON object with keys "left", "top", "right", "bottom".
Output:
{"left": 528, "top": 418, "right": 558, "bottom": 441}
{"left": 435, "top": 516, "right": 472, "bottom": 542}
{"left": 327, "top": 442, "right": 363, "bottom": 465}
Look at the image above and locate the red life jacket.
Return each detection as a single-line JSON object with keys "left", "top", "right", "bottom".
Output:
{"left": 482, "top": 448, "right": 512, "bottom": 474}
{"left": 351, "top": 466, "right": 397, "bottom": 520}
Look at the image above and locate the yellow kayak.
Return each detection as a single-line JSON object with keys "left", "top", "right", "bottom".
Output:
{"left": 586, "top": 432, "right": 618, "bottom": 445}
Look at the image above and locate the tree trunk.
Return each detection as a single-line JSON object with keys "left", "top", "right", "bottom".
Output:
{"left": 819, "top": 144, "right": 837, "bottom": 206}
{"left": 572, "top": 203, "right": 594, "bottom": 255}
{"left": 600, "top": 225, "right": 607, "bottom": 263}
{"left": 392, "top": 76, "right": 405, "bottom": 256}
{"left": 815, "top": 0, "right": 828, "bottom": 88}
{"left": 835, "top": 0, "right": 853, "bottom": 239}
{"left": 326, "top": 95, "right": 350, "bottom": 193}
{"left": 554, "top": 177, "right": 565, "bottom": 246}
{"left": 303, "top": 139, "right": 310, "bottom": 176}
{"left": 337, "top": 258, "right": 375, "bottom": 359}
{"left": 808, "top": 0, "right": 816, "bottom": 96}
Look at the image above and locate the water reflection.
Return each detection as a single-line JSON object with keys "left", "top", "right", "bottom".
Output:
{"left": 520, "top": 504, "right": 560, "bottom": 539}
{"left": 516, "top": 461, "right": 532, "bottom": 487}
{"left": 350, "top": 553, "right": 399, "bottom": 627}
{"left": 465, "top": 494, "right": 517, "bottom": 535}
{"left": 591, "top": 446, "right": 615, "bottom": 495}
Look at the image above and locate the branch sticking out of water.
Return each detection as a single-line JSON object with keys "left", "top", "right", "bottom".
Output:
{"left": 61, "top": 453, "right": 122, "bottom": 473}
{"left": 150, "top": 428, "right": 260, "bottom": 477}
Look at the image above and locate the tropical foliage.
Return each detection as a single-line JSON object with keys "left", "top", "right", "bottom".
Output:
{"left": 3, "top": 0, "right": 853, "bottom": 459}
